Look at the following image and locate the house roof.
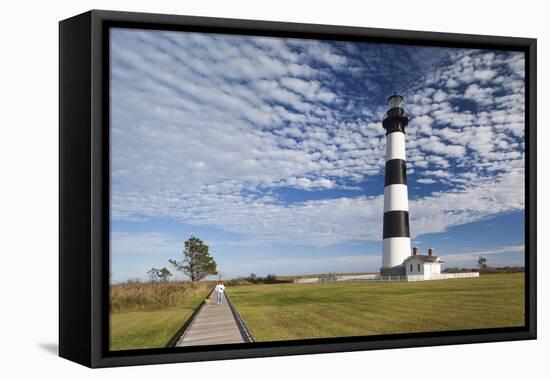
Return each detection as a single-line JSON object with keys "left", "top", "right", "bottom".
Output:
{"left": 404, "top": 255, "right": 442, "bottom": 264}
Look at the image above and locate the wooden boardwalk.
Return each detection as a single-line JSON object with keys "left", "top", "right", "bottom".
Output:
{"left": 176, "top": 290, "right": 252, "bottom": 347}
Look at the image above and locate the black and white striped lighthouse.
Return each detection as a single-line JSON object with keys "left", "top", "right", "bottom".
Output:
{"left": 381, "top": 93, "right": 411, "bottom": 274}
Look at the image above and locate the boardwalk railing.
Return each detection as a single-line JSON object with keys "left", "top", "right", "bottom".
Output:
{"left": 165, "top": 287, "right": 214, "bottom": 347}
{"left": 225, "top": 292, "right": 255, "bottom": 343}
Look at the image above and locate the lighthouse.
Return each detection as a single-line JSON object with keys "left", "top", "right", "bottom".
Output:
{"left": 380, "top": 93, "right": 411, "bottom": 276}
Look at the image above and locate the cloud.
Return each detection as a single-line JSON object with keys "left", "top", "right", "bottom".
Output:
{"left": 416, "top": 178, "right": 436, "bottom": 184}
{"left": 412, "top": 115, "right": 434, "bottom": 135}
{"left": 293, "top": 40, "right": 349, "bottom": 69}
{"left": 220, "top": 254, "right": 381, "bottom": 277}
{"left": 440, "top": 244, "right": 524, "bottom": 266}
{"left": 417, "top": 136, "right": 467, "bottom": 158}
{"left": 464, "top": 83, "right": 495, "bottom": 105}
{"left": 433, "top": 89, "right": 447, "bottom": 102}
{"left": 473, "top": 69, "right": 498, "bottom": 81}
{"left": 111, "top": 166, "right": 523, "bottom": 247}
{"left": 109, "top": 29, "right": 525, "bottom": 249}
{"left": 409, "top": 168, "right": 524, "bottom": 237}
{"left": 111, "top": 232, "right": 183, "bottom": 254}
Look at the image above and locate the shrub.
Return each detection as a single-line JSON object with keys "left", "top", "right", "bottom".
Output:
{"left": 232, "top": 273, "right": 291, "bottom": 285}
{"left": 225, "top": 279, "right": 253, "bottom": 286}
{"left": 443, "top": 267, "right": 478, "bottom": 273}
{"left": 443, "top": 266, "right": 524, "bottom": 274}
{"left": 480, "top": 266, "right": 525, "bottom": 274}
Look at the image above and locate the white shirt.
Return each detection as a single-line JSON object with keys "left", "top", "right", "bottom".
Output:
{"left": 215, "top": 284, "right": 225, "bottom": 293}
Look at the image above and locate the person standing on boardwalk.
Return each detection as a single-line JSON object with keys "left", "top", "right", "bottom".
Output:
{"left": 215, "top": 281, "right": 225, "bottom": 305}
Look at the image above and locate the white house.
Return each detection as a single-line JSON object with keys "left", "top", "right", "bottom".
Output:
{"left": 404, "top": 248, "right": 443, "bottom": 281}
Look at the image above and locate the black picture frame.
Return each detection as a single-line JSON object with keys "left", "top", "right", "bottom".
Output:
{"left": 59, "top": 9, "right": 537, "bottom": 368}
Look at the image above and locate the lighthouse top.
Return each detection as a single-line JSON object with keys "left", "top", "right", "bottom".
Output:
{"left": 387, "top": 92, "right": 405, "bottom": 111}
{"left": 382, "top": 92, "right": 409, "bottom": 134}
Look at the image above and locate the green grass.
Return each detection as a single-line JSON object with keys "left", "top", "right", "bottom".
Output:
{"left": 227, "top": 273, "right": 525, "bottom": 342}
{"left": 110, "top": 284, "right": 211, "bottom": 351}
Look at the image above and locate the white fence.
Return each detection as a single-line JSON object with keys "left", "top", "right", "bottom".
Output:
{"left": 294, "top": 274, "right": 379, "bottom": 284}
{"left": 396, "top": 272, "right": 480, "bottom": 281}
{"left": 436, "top": 272, "right": 480, "bottom": 279}
{"left": 294, "top": 275, "right": 378, "bottom": 284}
{"left": 294, "top": 272, "right": 479, "bottom": 283}
{"left": 294, "top": 277, "right": 324, "bottom": 284}
{"left": 337, "top": 274, "right": 378, "bottom": 281}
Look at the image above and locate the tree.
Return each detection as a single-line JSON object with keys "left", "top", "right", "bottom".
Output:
{"left": 158, "top": 267, "right": 172, "bottom": 282}
{"left": 169, "top": 236, "right": 217, "bottom": 283}
{"left": 265, "top": 274, "right": 278, "bottom": 283}
{"left": 147, "top": 268, "right": 159, "bottom": 283}
{"left": 477, "top": 256, "right": 488, "bottom": 270}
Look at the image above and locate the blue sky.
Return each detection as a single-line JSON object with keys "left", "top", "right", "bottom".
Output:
{"left": 109, "top": 28, "right": 525, "bottom": 283}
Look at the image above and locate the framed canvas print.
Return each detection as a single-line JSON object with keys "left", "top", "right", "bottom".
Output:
{"left": 59, "top": 10, "right": 536, "bottom": 368}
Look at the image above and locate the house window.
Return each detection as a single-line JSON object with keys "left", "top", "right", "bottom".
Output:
{"left": 418, "top": 264, "right": 421, "bottom": 272}
{"left": 410, "top": 264, "right": 413, "bottom": 272}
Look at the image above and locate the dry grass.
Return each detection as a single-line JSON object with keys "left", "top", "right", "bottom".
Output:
{"left": 109, "top": 281, "right": 213, "bottom": 350}
{"left": 110, "top": 280, "right": 213, "bottom": 313}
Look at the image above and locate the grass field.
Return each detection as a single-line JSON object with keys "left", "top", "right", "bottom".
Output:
{"left": 110, "top": 282, "right": 212, "bottom": 351}
{"left": 228, "top": 273, "right": 524, "bottom": 342}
